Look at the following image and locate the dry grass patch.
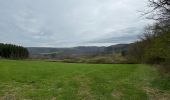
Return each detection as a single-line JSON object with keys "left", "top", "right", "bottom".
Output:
{"left": 73, "top": 75, "right": 94, "bottom": 100}
{"left": 111, "top": 91, "right": 123, "bottom": 99}
{"left": 0, "top": 91, "right": 17, "bottom": 100}
{"left": 143, "top": 87, "right": 170, "bottom": 100}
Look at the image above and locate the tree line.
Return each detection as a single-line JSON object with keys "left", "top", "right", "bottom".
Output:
{"left": 127, "top": 0, "right": 170, "bottom": 71}
{"left": 0, "top": 43, "right": 29, "bottom": 59}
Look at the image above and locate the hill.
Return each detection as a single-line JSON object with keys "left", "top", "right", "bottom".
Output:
{"left": 27, "top": 44, "right": 129, "bottom": 59}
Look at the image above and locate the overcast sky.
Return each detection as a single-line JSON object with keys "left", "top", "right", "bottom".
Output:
{"left": 0, "top": 0, "right": 152, "bottom": 47}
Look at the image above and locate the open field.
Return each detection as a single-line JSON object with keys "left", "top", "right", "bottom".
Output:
{"left": 0, "top": 60, "right": 170, "bottom": 100}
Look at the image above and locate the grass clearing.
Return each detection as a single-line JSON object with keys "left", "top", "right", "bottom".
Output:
{"left": 0, "top": 60, "right": 170, "bottom": 100}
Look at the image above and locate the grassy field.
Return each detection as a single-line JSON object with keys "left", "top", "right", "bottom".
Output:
{"left": 0, "top": 60, "right": 170, "bottom": 100}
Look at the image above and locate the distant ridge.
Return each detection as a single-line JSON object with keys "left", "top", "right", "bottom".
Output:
{"left": 27, "top": 44, "right": 129, "bottom": 59}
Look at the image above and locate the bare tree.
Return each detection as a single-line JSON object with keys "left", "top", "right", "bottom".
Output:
{"left": 146, "top": 0, "right": 170, "bottom": 21}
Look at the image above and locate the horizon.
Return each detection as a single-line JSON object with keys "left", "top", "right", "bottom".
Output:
{"left": 26, "top": 43, "right": 130, "bottom": 48}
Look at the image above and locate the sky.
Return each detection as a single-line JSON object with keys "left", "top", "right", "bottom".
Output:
{"left": 0, "top": 0, "right": 152, "bottom": 47}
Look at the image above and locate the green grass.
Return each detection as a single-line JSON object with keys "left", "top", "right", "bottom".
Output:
{"left": 0, "top": 60, "right": 170, "bottom": 100}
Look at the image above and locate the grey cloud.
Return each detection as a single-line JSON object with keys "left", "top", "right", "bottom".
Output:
{"left": 88, "top": 27, "right": 142, "bottom": 44}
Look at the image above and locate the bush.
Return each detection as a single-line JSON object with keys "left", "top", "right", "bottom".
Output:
{"left": 62, "top": 53, "right": 128, "bottom": 64}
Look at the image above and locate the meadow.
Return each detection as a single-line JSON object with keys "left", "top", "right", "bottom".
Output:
{"left": 0, "top": 60, "right": 170, "bottom": 100}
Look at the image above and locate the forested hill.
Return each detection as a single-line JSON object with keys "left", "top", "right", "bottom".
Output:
{"left": 27, "top": 46, "right": 105, "bottom": 55}
{"left": 27, "top": 44, "right": 129, "bottom": 57}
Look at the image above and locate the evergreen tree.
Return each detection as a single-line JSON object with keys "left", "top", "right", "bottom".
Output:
{"left": 0, "top": 43, "right": 29, "bottom": 59}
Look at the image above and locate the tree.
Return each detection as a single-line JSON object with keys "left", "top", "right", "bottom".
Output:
{"left": 0, "top": 43, "right": 29, "bottom": 59}
{"left": 127, "top": 0, "right": 170, "bottom": 68}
